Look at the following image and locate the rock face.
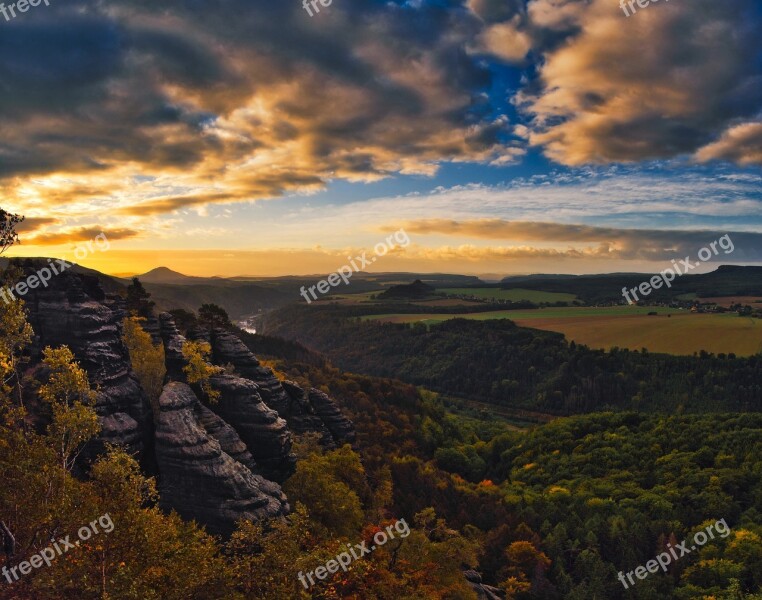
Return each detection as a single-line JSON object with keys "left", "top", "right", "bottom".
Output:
{"left": 161, "top": 315, "right": 297, "bottom": 481}
{"left": 464, "top": 570, "right": 505, "bottom": 600}
{"left": 20, "top": 269, "right": 356, "bottom": 536}
{"left": 278, "top": 382, "right": 356, "bottom": 448}
{"left": 203, "top": 328, "right": 292, "bottom": 412}
{"left": 204, "top": 328, "right": 356, "bottom": 448}
{"left": 280, "top": 380, "right": 335, "bottom": 444}
{"left": 307, "top": 388, "right": 356, "bottom": 447}
{"left": 208, "top": 374, "right": 296, "bottom": 482}
{"left": 159, "top": 313, "right": 188, "bottom": 382}
{"left": 155, "top": 383, "right": 288, "bottom": 536}
{"left": 196, "top": 403, "right": 258, "bottom": 474}
{"left": 22, "top": 264, "right": 150, "bottom": 456}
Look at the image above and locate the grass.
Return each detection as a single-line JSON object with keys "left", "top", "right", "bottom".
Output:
{"left": 518, "top": 313, "right": 762, "bottom": 356}
{"left": 438, "top": 287, "right": 578, "bottom": 303}
{"left": 363, "top": 305, "right": 675, "bottom": 323}
{"left": 363, "top": 306, "right": 762, "bottom": 356}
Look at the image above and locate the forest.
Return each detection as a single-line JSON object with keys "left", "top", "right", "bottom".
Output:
{"left": 2, "top": 269, "right": 761, "bottom": 598}
{"left": 265, "top": 305, "right": 762, "bottom": 414}
{"left": 251, "top": 352, "right": 762, "bottom": 599}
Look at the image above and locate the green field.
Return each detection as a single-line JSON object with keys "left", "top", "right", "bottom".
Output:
{"left": 363, "top": 305, "right": 675, "bottom": 323}
{"left": 363, "top": 306, "right": 762, "bottom": 356}
{"left": 438, "top": 287, "right": 578, "bottom": 303}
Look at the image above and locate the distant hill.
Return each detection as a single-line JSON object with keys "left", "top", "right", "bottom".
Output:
{"left": 85, "top": 267, "right": 483, "bottom": 317}
{"left": 499, "top": 265, "right": 762, "bottom": 303}
{"left": 129, "top": 267, "right": 230, "bottom": 286}
{"left": 378, "top": 279, "right": 437, "bottom": 300}
{"left": 2, "top": 257, "right": 126, "bottom": 295}
{"left": 142, "top": 283, "right": 292, "bottom": 318}
{"left": 136, "top": 267, "right": 199, "bottom": 284}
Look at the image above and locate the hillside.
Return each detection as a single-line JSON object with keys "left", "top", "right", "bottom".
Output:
{"left": 266, "top": 303, "right": 762, "bottom": 414}
{"left": 498, "top": 265, "right": 762, "bottom": 304}
{"left": 377, "top": 279, "right": 437, "bottom": 300}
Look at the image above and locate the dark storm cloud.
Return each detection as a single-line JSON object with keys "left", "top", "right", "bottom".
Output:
{"left": 0, "top": 0, "right": 760, "bottom": 230}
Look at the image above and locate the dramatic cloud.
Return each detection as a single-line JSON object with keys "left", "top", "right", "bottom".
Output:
{"left": 386, "top": 219, "right": 762, "bottom": 261}
{"left": 696, "top": 122, "right": 762, "bottom": 166}
{"left": 476, "top": 19, "right": 532, "bottom": 63}
{"left": 0, "top": 0, "right": 759, "bottom": 255}
{"left": 0, "top": 0, "right": 523, "bottom": 225}
{"left": 15, "top": 217, "right": 59, "bottom": 234}
{"left": 518, "top": 0, "right": 762, "bottom": 165}
{"left": 24, "top": 227, "right": 140, "bottom": 245}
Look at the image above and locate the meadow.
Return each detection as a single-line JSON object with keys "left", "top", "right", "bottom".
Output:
{"left": 438, "top": 287, "right": 578, "bottom": 303}
{"left": 364, "top": 306, "right": 762, "bottom": 356}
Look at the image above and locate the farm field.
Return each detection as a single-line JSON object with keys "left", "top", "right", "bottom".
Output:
{"left": 438, "top": 287, "right": 578, "bottom": 303}
{"left": 363, "top": 305, "right": 676, "bottom": 323}
{"left": 696, "top": 296, "right": 762, "bottom": 307}
{"left": 323, "top": 292, "right": 483, "bottom": 306}
{"left": 364, "top": 307, "right": 762, "bottom": 356}
{"left": 317, "top": 292, "right": 377, "bottom": 304}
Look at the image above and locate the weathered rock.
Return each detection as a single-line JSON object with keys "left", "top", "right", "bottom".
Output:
{"left": 280, "top": 380, "right": 335, "bottom": 446}
{"left": 208, "top": 374, "right": 296, "bottom": 481}
{"left": 19, "top": 268, "right": 298, "bottom": 535}
{"left": 196, "top": 403, "right": 258, "bottom": 474}
{"left": 202, "top": 328, "right": 293, "bottom": 412}
{"left": 307, "top": 388, "right": 357, "bottom": 446}
{"left": 139, "top": 313, "right": 162, "bottom": 346}
{"left": 159, "top": 316, "right": 297, "bottom": 481}
{"left": 205, "top": 328, "right": 356, "bottom": 448}
{"left": 155, "top": 382, "right": 288, "bottom": 536}
{"left": 22, "top": 264, "right": 150, "bottom": 455}
{"left": 158, "top": 312, "right": 188, "bottom": 382}
{"left": 464, "top": 570, "right": 505, "bottom": 600}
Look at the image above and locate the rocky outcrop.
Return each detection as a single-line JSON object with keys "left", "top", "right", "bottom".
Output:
{"left": 307, "top": 388, "right": 356, "bottom": 446}
{"left": 160, "top": 316, "right": 296, "bottom": 481}
{"left": 196, "top": 403, "right": 258, "bottom": 474}
{"left": 204, "top": 328, "right": 356, "bottom": 448}
{"left": 22, "top": 263, "right": 150, "bottom": 455}
{"left": 18, "top": 268, "right": 357, "bottom": 536}
{"left": 205, "top": 329, "right": 293, "bottom": 412}
{"left": 464, "top": 570, "right": 505, "bottom": 600}
{"left": 278, "top": 381, "right": 356, "bottom": 448}
{"left": 279, "top": 380, "right": 335, "bottom": 445}
{"left": 155, "top": 382, "right": 288, "bottom": 536}
{"left": 209, "top": 374, "right": 296, "bottom": 481}
{"left": 159, "top": 312, "right": 188, "bottom": 382}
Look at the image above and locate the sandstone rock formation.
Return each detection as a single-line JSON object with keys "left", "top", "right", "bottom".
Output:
{"left": 161, "top": 315, "right": 297, "bottom": 481}
{"left": 22, "top": 264, "right": 150, "bottom": 456}
{"left": 20, "top": 268, "right": 355, "bottom": 535}
{"left": 155, "top": 382, "right": 288, "bottom": 535}
{"left": 307, "top": 388, "right": 356, "bottom": 446}
{"left": 158, "top": 312, "right": 188, "bottom": 382}
{"left": 202, "top": 327, "right": 356, "bottom": 449}
{"left": 208, "top": 374, "right": 296, "bottom": 481}
{"left": 464, "top": 570, "right": 505, "bottom": 600}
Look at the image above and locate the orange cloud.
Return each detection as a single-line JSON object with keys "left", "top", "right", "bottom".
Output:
{"left": 23, "top": 227, "right": 140, "bottom": 246}
{"left": 695, "top": 122, "right": 762, "bottom": 166}
{"left": 520, "top": 0, "right": 762, "bottom": 164}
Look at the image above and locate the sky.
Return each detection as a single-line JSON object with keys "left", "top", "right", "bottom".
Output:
{"left": 1, "top": 0, "right": 761, "bottom": 277}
